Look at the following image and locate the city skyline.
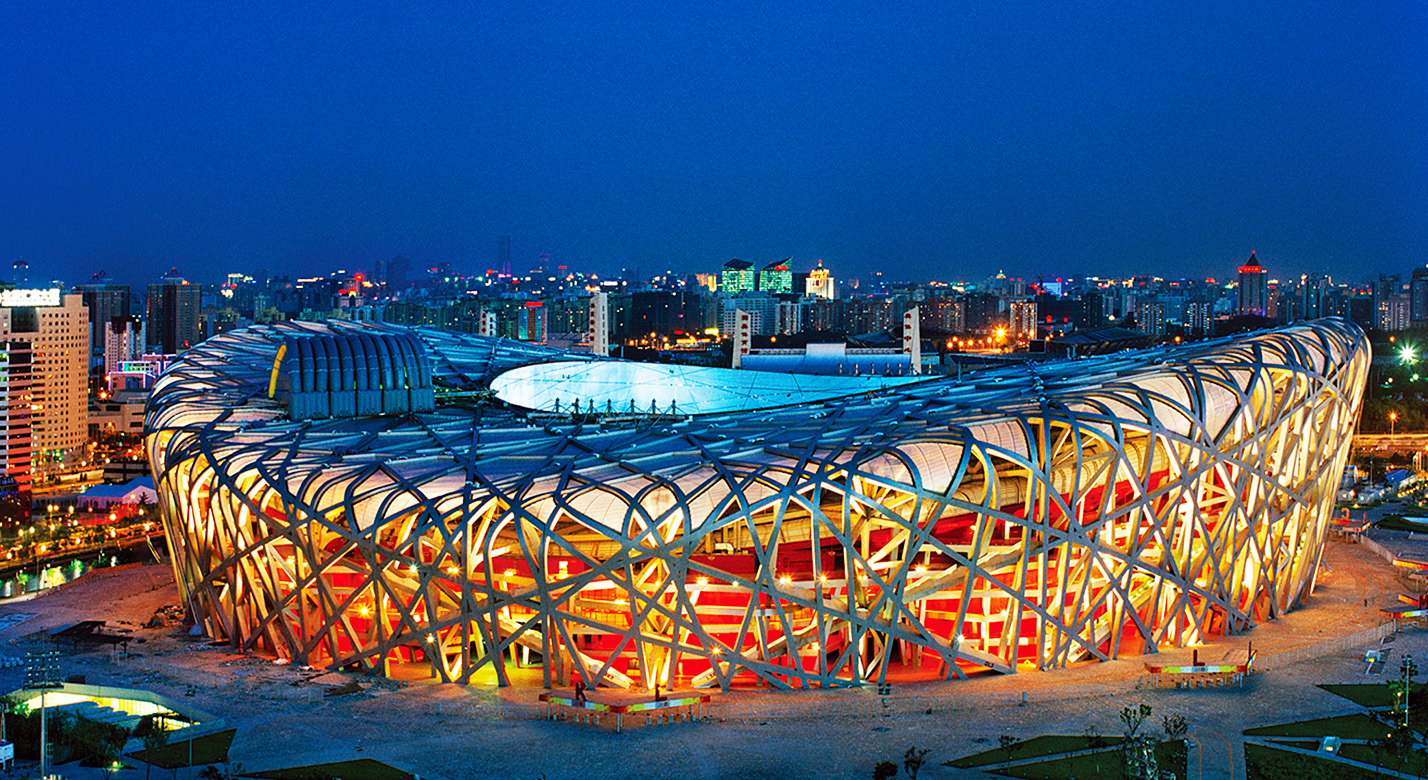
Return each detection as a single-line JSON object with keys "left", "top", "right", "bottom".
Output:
{"left": 4, "top": 3, "right": 1424, "bottom": 288}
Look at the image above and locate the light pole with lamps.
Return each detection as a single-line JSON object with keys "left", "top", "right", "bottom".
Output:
{"left": 24, "top": 650, "right": 61, "bottom": 779}
{"left": 1391, "top": 411, "right": 1398, "bottom": 436}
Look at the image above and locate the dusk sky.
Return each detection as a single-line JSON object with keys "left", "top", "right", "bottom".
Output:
{"left": 3, "top": 2, "right": 1424, "bottom": 289}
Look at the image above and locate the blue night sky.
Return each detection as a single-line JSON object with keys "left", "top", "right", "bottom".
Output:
{"left": 3, "top": 2, "right": 1424, "bottom": 288}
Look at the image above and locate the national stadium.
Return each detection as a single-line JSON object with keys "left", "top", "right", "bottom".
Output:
{"left": 144, "top": 319, "right": 1368, "bottom": 690}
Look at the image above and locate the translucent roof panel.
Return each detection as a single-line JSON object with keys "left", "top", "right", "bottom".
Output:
{"left": 490, "top": 360, "right": 930, "bottom": 416}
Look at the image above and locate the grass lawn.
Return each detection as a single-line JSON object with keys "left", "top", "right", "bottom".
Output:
{"left": 1245, "top": 742, "right": 1399, "bottom": 780}
{"left": 128, "top": 729, "right": 236, "bottom": 769}
{"left": 1340, "top": 743, "right": 1428, "bottom": 776}
{"left": 1373, "top": 515, "right": 1428, "bottom": 533}
{"left": 245, "top": 759, "right": 415, "bottom": 780}
{"left": 944, "top": 734, "right": 1125, "bottom": 768}
{"left": 990, "top": 739, "right": 1185, "bottom": 780}
{"left": 1318, "top": 682, "right": 1425, "bottom": 708}
{"left": 1243, "top": 713, "right": 1392, "bottom": 740}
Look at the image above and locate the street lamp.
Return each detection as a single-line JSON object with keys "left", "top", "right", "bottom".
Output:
{"left": 1391, "top": 411, "right": 1399, "bottom": 436}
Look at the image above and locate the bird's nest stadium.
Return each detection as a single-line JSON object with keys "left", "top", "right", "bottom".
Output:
{"left": 145, "top": 319, "right": 1368, "bottom": 690}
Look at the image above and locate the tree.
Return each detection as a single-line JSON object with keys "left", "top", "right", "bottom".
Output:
{"left": 138, "top": 716, "right": 170, "bottom": 780}
{"left": 871, "top": 759, "right": 898, "bottom": 780}
{"left": 998, "top": 735, "right": 1023, "bottom": 762}
{"left": 903, "top": 746, "right": 929, "bottom": 780}
{"left": 1120, "top": 703, "right": 1152, "bottom": 738}
{"left": 1161, "top": 713, "right": 1188, "bottom": 740}
{"left": 197, "top": 759, "right": 244, "bottom": 780}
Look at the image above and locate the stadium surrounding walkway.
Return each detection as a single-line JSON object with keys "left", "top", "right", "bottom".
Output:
{"left": 0, "top": 539, "right": 1410, "bottom": 779}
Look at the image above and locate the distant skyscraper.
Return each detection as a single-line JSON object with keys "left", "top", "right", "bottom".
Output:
{"left": 374, "top": 256, "right": 411, "bottom": 293}
{"left": 499, "top": 236, "right": 512, "bottom": 277}
{"left": 9, "top": 261, "right": 29, "bottom": 286}
{"left": 758, "top": 260, "right": 793, "bottom": 294}
{"left": 76, "top": 271, "right": 132, "bottom": 370}
{"left": 720, "top": 259, "right": 756, "bottom": 294}
{"left": 806, "top": 261, "right": 835, "bottom": 299}
{"left": 1301, "top": 273, "right": 1329, "bottom": 321}
{"left": 1410, "top": 268, "right": 1428, "bottom": 328}
{"left": 1237, "top": 252, "right": 1269, "bottom": 316}
{"left": 146, "top": 269, "right": 202, "bottom": 353}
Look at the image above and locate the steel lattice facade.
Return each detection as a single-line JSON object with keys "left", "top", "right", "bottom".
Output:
{"left": 146, "top": 319, "right": 1368, "bottom": 689}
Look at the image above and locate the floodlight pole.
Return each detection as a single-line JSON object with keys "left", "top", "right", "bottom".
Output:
{"left": 24, "top": 650, "right": 61, "bottom": 780}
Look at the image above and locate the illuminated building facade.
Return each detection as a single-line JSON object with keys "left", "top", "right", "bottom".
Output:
{"left": 0, "top": 290, "right": 89, "bottom": 469}
{"left": 147, "top": 319, "right": 1368, "bottom": 690}
{"left": 806, "top": 263, "right": 835, "bottom": 299}
{"left": 720, "top": 260, "right": 756, "bottom": 294}
{"left": 1238, "top": 251, "right": 1269, "bottom": 316}
{"left": 758, "top": 261, "right": 793, "bottom": 294}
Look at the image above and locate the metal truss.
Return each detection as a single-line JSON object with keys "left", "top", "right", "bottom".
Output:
{"left": 146, "top": 319, "right": 1369, "bottom": 690}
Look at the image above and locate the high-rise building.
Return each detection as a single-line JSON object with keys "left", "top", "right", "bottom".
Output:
{"left": 806, "top": 262, "right": 835, "bottom": 299}
{"left": 374, "top": 256, "right": 412, "bottom": 294}
{"left": 0, "top": 289, "right": 89, "bottom": 470}
{"left": 0, "top": 341, "right": 33, "bottom": 495}
{"left": 1008, "top": 298, "right": 1038, "bottom": 338}
{"left": 1410, "top": 268, "right": 1428, "bottom": 329}
{"left": 519, "top": 302, "right": 546, "bottom": 343}
{"left": 103, "top": 316, "right": 146, "bottom": 377}
{"left": 758, "top": 261, "right": 793, "bottom": 294}
{"left": 498, "top": 236, "right": 512, "bottom": 277}
{"left": 146, "top": 269, "right": 203, "bottom": 353}
{"left": 75, "top": 271, "right": 131, "bottom": 370}
{"left": 720, "top": 259, "right": 756, "bottom": 294}
{"left": 1237, "top": 252, "right": 1269, "bottom": 316}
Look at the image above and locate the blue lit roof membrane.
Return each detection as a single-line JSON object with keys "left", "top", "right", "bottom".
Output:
{"left": 490, "top": 360, "right": 929, "bottom": 416}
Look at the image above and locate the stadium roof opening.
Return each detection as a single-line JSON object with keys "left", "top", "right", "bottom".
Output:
{"left": 490, "top": 360, "right": 928, "bottom": 416}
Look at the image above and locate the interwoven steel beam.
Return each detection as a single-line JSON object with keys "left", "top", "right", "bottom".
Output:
{"left": 146, "top": 319, "right": 1369, "bottom": 689}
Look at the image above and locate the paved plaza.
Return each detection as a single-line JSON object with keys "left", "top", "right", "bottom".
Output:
{"left": 0, "top": 537, "right": 1417, "bottom": 780}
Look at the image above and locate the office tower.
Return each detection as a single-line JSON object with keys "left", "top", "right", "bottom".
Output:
{"left": 146, "top": 269, "right": 203, "bottom": 353}
{"left": 806, "top": 262, "right": 835, "bottom": 299}
{"left": 374, "top": 256, "right": 412, "bottom": 293}
{"left": 758, "top": 260, "right": 793, "bottom": 294}
{"left": 520, "top": 302, "right": 546, "bottom": 343}
{"left": 0, "top": 342, "right": 33, "bottom": 495}
{"left": 720, "top": 259, "right": 756, "bottom": 294}
{"left": 76, "top": 271, "right": 132, "bottom": 369}
{"left": 0, "top": 289, "right": 89, "bottom": 470}
{"left": 1410, "top": 268, "right": 1428, "bottom": 328}
{"left": 499, "top": 236, "right": 512, "bottom": 277}
{"left": 1237, "top": 252, "right": 1269, "bottom": 316}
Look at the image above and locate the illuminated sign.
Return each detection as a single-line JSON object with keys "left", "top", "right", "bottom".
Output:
{"left": 118, "top": 361, "right": 157, "bottom": 374}
{"left": 0, "top": 289, "right": 61, "bottom": 307}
